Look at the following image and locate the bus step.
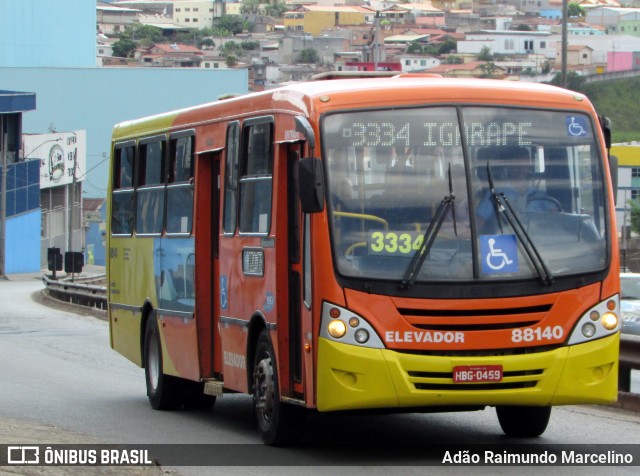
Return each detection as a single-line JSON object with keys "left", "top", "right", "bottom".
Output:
{"left": 280, "top": 396, "right": 306, "bottom": 406}
{"left": 203, "top": 380, "right": 224, "bottom": 397}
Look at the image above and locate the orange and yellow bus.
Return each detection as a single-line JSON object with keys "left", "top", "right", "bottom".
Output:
{"left": 107, "top": 76, "right": 620, "bottom": 445}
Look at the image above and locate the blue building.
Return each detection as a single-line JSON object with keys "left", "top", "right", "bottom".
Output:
{"left": 0, "top": 90, "right": 38, "bottom": 274}
{"left": 1, "top": 1, "right": 248, "bottom": 271}
{"left": 0, "top": 1, "right": 95, "bottom": 68}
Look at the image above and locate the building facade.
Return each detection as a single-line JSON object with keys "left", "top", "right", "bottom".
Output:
{"left": 0, "top": 90, "right": 38, "bottom": 275}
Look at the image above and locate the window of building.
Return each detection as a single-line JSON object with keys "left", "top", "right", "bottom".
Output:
{"left": 239, "top": 118, "right": 273, "bottom": 234}
{"left": 631, "top": 168, "right": 640, "bottom": 178}
{"left": 632, "top": 189, "right": 640, "bottom": 200}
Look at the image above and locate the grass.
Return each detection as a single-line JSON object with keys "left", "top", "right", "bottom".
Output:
{"left": 582, "top": 77, "right": 640, "bottom": 144}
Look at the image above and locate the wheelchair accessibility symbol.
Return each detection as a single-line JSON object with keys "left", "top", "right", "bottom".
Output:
{"left": 566, "top": 115, "right": 588, "bottom": 137}
{"left": 481, "top": 235, "right": 518, "bottom": 274}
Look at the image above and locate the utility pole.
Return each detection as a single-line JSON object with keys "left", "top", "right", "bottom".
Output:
{"left": 0, "top": 120, "right": 6, "bottom": 277}
{"left": 561, "top": 0, "right": 568, "bottom": 88}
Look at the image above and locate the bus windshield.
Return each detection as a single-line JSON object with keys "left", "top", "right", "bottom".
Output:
{"left": 323, "top": 106, "right": 608, "bottom": 283}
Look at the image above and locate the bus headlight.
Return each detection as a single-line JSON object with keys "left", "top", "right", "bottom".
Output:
{"left": 327, "top": 319, "right": 347, "bottom": 339}
{"left": 568, "top": 295, "right": 620, "bottom": 345}
{"left": 581, "top": 322, "right": 596, "bottom": 338}
{"left": 601, "top": 312, "right": 618, "bottom": 331}
{"left": 321, "top": 302, "right": 384, "bottom": 349}
{"left": 354, "top": 329, "right": 370, "bottom": 344}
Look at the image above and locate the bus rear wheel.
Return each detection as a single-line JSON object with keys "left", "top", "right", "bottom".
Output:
{"left": 144, "top": 313, "right": 184, "bottom": 410}
{"left": 252, "top": 330, "right": 301, "bottom": 446}
{"left": 496, "top": 405, "right": 551, "bottom": 437}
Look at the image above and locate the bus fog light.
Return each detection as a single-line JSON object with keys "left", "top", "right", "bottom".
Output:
{"left": 582, "top": 323, "right": 596, "bottom": 338}
{"left": 328, "top": 320, "right": 347, "bottom": 339}
{"left": 354, "top": 329, "right": 369, "bottom": 344}
{"left": 601, "top": 312, "right": 618, "bottom": 331}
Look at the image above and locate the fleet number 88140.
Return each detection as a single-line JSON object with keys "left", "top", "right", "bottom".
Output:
{"left": 512, "top": 326, "right": 564, "bottom": 343}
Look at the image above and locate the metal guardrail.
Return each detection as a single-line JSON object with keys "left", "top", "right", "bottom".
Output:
{"left": 42, "top": 274, "right": 107, "bottom": 310}
{"left": 40, "top": 276, "right": 640, "bottom": 410}
{"left": 617, "top": 334, "right": 640, "bottom": 412}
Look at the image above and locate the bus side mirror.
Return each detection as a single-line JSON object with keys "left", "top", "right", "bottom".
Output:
{"left": 299, "top": 157, "right": 325, "bottom": 213}
{"left": 609, "top": 154, "right": 618, "bottom": 205}
{"left": 600, "top": 116, "right": 612, "bottom": 149}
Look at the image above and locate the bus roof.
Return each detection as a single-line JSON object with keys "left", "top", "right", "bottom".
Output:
{"left": 111, "top": 77, "right": 592, "bottom": 141}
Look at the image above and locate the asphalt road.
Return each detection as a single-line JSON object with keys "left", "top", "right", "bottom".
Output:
{"left": 1, "top": 272, "right": 640, "bottom": 475}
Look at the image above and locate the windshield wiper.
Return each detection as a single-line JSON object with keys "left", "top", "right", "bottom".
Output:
{"left": 485, "top": 162, "right": 554, "bottom": 286}
{"left": 400, "top": 164, "right": 456, "bottom": 290}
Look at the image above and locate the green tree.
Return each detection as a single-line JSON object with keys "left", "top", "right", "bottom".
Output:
{"left": 298, "top": 48, "right": 318, "bottom": 64}
{"left": 215, "top": 15, "right": 245, "bottom": 35}
{"left": 568, "top": 3, "right": 586, "bottom": 18}
{"left": 478, "top": 46, "right": 493, "bottom": 61}
{"left": 479, "top": 62, "right": 499, "bottom": 78}
{"left": 241, "top": 0, "right": 261, "bottom": 15}
{"left": 221, "top": 41, "right": 243, "bottom": 56}
{"left": 198, "top": 38, "right": 215, "bottom": 49}
{"left": 547, "top": 72, "right": 586, "bottom": 92}
{"left": 444, "top": 55, "right": 463, "bottom": 64}
{"left": 265, "top": 0, "right": 288, "bottom": 18}
{"left": 241, "top": 40, "right": 260, "bottom": 50}
{"left": 120, "top": 24, "right": 163, "bottom": 46}
{"left": 112, "top": 38, "right": 137, "bottom": 58}
{"left": 515, "top": 24, "right": 532, "bottom": 31}
{"left": 437, "top": 38, "right": 457, "bottom": 55}
{"left": 630, "top": 199, "right": 640, "bottom": 234}
{"left": 226, "top": 55, "right": 238, "bottom": 67}
{"left": 406, "top": 42, "right": 423, "bottom": 55}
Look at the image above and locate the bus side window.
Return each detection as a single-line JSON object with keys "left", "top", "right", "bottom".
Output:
{"left": 167, "top": 133, "right": 194, "bottom": 235}
{"left": 111, "top": 143, "right": 135, "bottom": 235}
{"left": 223, "top": 121, "right": 240, "bottom": 234}
{"left": 239, "top": 119, "right": 273, "bottom": 234}
{"left": 136, "top": 138, "right": 166, "bottom": 235}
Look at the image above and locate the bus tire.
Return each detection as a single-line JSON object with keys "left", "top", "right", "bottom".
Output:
{"left": 252, "top": 329, "right": 301, "bottom": 446}
{"left": 496, "top": 405, "right": 551, "bottom": 437}
{"left": 144, "top": 313, "right": 184, "bottom": 411}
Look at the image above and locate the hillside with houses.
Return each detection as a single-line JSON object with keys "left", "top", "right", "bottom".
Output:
{"left": 97, "top": 0, "right": 640, "bottom": 89}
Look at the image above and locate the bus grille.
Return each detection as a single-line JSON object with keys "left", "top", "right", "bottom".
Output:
{"left": 396, "top": 304, "right": 552, "bottom": 332}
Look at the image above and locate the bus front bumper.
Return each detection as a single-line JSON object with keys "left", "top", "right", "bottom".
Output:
{"left": 316, "top": 334, "right": 619, "bottom": 412}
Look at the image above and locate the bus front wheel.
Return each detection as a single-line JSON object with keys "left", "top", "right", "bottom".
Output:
{"left": 144, "top": 313, "right": 184, "bottom": 411}
{"left": 252, "top": 329, "right": 302, "bottom": 445}
{"left": 496, "top": 405, "right": 551, "bottom": 437}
